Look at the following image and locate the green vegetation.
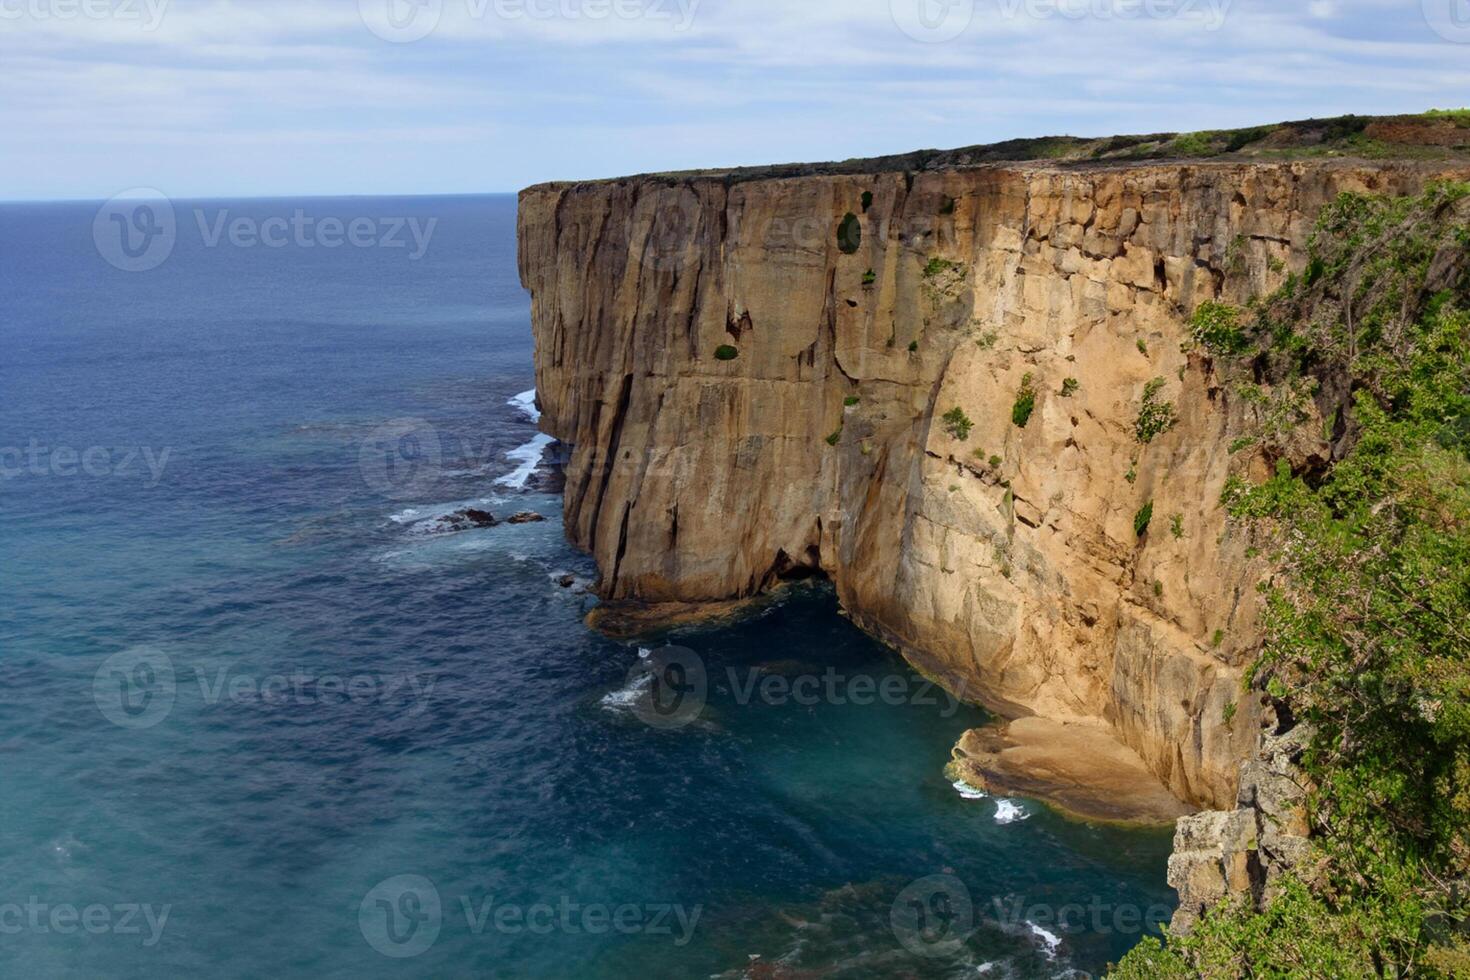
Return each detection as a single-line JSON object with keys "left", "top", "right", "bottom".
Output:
{"left": 1190, "top": 300, "right": 1251, "bottom": 354}
{"left": 1060, "top": 377, "right": 1080, "bottom": 397}
{"left": 923, "top": 257, "right": 957, "bottom": 278}
{"left": 861, "top": 269, "right": 876, "bottom": 286}
{"left": 1423, "top": 108, "right": 1470, "bottom": 127}
{"left": 843, "top": 395, "right": 860, "bottom": 407}
{"left": 860, "top": 190, "right": 874, "bottom": 212}
{"left": 1012, "top": 373, "right": 1038, "bottom": 428}
{"left": 941, "top": 406, "right": 974, "bottom": 441}
{"left": 1170, "top": 513, "right": 1184, "bottom": 539}
{"left": 1222, "top": 700, "right": 1237, "bottom": 726}
{"left": 1136, "top": 337, "right": 1150, "bottom": 356}
{"left": 975, "top": 330, "right": 999, "bottom": 350}
{"left": 1133, "top": 500, "right": 1154, "bottom": 537}
{"left": 836, "top": 212, "right": 861, "bottom": 254}
{"left": 1134, "top": 378, "right": 1178, "bottom": 443}
{"left": 825, "top": 427, "right": 842, "bottom": 446}
{"left": 1113, "top": 184, "right": 1470, "bottom": 977}
{"left": 1211, "top": 628, "right": 1226, "bottom": 649}
{"left": 989, "top": 454, "right": 1002, "bottom": 469}
{"left": 907, "top": 339, "right": 919, "bottom": 353}
{"left": 714, "top": 344, "right": 739, "bottom": 361}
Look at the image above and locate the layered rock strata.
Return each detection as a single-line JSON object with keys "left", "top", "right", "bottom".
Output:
{"left": 518, "top": 157, "right": 1468, "bottom": 811}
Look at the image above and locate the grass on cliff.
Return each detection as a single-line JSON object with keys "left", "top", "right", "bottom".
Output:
{"left": 1113, "top": 184, "right": 1470, "bottom": 977}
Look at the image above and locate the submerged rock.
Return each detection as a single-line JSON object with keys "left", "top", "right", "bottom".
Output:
{"left": 507, "top": 511, "right": 546, "bottom": 524}
{"left": 425, "top": 508, "right": 499, "bottom": 533}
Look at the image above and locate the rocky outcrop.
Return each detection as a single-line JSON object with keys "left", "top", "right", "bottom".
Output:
{"left": 518, "top": 155, "right": 1469, "bottom": 811}
{"left": 1168, "top": 724, "right": 1313, "bottom": 932}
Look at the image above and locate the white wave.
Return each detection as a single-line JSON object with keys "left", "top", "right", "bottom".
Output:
{"left": 388, "top": 497, "right": 499, "bottom": 528}
{"left": 952, "top": 779, "right": 988, "bottom": 800}
{"left": 1027, "top": 921, "right": 1061, "bottom": 960}
{"left": 600, "top": 669, "right": 653, "bottom": 711}
{"left": 994, "top": 799, "right": 1030, "bottom": 824}
{"left": 495, "top": 433, "right": 556, "bottom": 490}
{"left": 509, "top": 389, "right": 540, "bottom": 422}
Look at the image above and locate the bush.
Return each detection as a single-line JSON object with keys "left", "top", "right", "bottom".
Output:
{"left": 941, "top": 407, "right": 973, "bottom": 441}
{"left": 908, "top": 340, "right": 919, "bottom": 353}
{"left": 1134, "top": 377, "right": 1177, "bottom": 443}
{"left": 1170, "top": 513, "right": 1184, "bottom": 538}
{"left": 1012, "top": 373, "right": 1037, "bottom": 428}
{"left": 843, "top": 395, "right": 860, "bottom": 407}
{"left": 861, "top": 269, "right": 876, "bottom": 286}
{"left": 1133, "top": 500, "right": 1154, "bottom": 537}
{"left": 1190, "top": 301, "right": 1250, "bottom": 354}
{"left": 714, "top": 344, "right": 739, "bottom": 361}
{"left": 837, "top": 212, "right": 862, "bottom": 254}
{"left": 923, "top": 257, "right": 956, "bottom": 278}
{"left": 825, "top": 427, "right": 842, "bottom": 446}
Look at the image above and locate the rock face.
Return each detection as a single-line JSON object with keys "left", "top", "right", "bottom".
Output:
{"left": 518, "top": 156, "right": 1468, "bottom": 811}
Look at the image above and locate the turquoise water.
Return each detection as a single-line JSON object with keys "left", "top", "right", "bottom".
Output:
{"left": 0, "top": 195, "right": 1174, "bottom": 978}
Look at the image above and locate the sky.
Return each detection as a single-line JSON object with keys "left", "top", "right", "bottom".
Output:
{"left": 2, "top": 0, "right": 1468, "bottom": 200}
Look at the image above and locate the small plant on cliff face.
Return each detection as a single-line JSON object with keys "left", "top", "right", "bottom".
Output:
{"left": 860, "top": 190, "right": 874, "bottom": 213}
{"left": 861, "top": 269, "right": 876, "bottom": 285}
{"left": 837, "top": 212, "right": 862, "bottom": 254}
{"left": 1133, "top": 500, "right": 1154, "bottom": 537}
{"left": 1170, "top": 513, "right": 1185, "bottom": 539}
{"left": 1190, "top": 300, "right": 1250, "bottom": 354}
{"left": 714, "top": 344, "right": 739, "bottom": 361}
{"left": 942, "top": 407, "right": 974, "bottom": 441}
{"left": 1136, "top": 337, "right": 1150, "bottom": 356}
{"left": 1134, "top": 378, "right": 1178, "bottom": 443}
{"left": 989, "top": 455, "right": 1002, "bottom": 469}
{"left": 843, "top": 395, "right": 860, "bottom": 407}
{"left": 825, "top": 427, "right": 843, "bottom": 446}
{"left": 1060, "top": 377, "right": 1079, "bottom": 397}
{"left": 1010, "top": 374, "right": 1038, "bottom": 428}
{"left": 923, "top": 257, "right": 956, "bottom": 278}
{"left": 1211, "top": 628, "right": 1225, "bottom": 648}
{"left": 908, "top": 340, "right": 919, "bottom": 353}
{"left": 1222, "top": 699, "right": 1237, "bottom": 726}
{"left": 975, "top": 330, "right": 999, "bottom": 350}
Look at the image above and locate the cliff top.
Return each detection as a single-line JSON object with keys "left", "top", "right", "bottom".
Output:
{"left": 524, "top": 110, "right": 1470, "bottom": 192}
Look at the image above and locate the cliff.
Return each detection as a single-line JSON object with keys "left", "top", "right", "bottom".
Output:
{"left": 517, "top": 134, "right": 1470, "bottom": 814}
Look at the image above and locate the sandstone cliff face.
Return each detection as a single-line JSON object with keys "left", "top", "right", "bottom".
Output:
{"left": 518, "top": 158, "right": 1465, "bottom": 811}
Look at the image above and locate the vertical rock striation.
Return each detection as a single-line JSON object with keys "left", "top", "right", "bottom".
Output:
{"left": 519, "top": 157, "right": 1465, "bottom": 811}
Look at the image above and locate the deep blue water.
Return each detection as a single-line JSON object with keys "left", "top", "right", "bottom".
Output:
{"left": 0, "top": 195, "right": 1174, "bottom": 978}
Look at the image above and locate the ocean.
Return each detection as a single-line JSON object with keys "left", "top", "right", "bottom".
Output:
{"left": 0, "top": 194, "right": 1174, "bottom": 978}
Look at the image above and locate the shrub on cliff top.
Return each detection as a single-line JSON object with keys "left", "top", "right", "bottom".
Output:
{"left": 1112, "top": 184, "right": 1470, "bottom": 977}
{"left": 836, "top": 212, "right": 862, "bottom": 254}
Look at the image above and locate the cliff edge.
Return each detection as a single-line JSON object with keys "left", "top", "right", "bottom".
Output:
{"left": 517, "top": 118, "right": 1470, "bottom": 815}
